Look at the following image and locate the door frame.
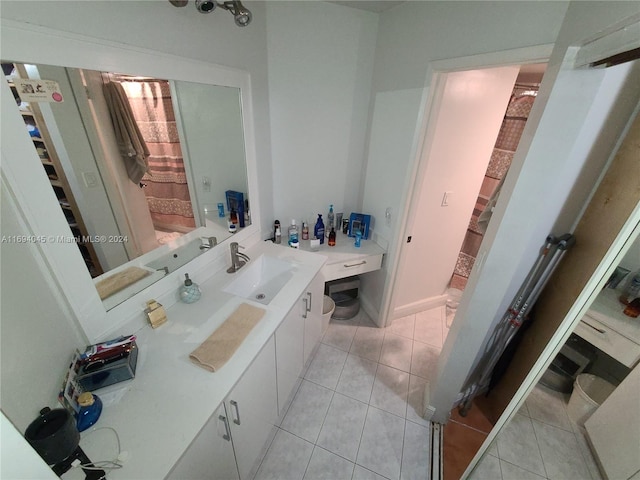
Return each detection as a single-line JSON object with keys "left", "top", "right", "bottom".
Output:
{"left": 379, "top": 44, "right": 553, "bottom": 327}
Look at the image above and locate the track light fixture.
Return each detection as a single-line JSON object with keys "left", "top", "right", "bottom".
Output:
{"left": 169, "top": 0, "right": 252, "bottom": 27}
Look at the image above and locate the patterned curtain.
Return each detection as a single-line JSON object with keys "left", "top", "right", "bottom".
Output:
{"left": 119, "top": 79, "right": 195, "bottom": 231}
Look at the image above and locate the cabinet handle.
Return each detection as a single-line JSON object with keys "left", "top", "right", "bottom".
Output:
{"left": 230, "top": 400, "right": 241, "bottom": 425}
{"left": 582, "top": 321, "right": 606, "bottom": 335}
{"left": 302, "top": 298, "right": 309, "bottom": 319}
{"left": 219, "top": 415, "right": 231, "bottom": 441}
{"left": 306, "top": 292, "right": 312, "bottom": 312}
{"left": 344, "top": 260, "right": 366, "bottom": 268}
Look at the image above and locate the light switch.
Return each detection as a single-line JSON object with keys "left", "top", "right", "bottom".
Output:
{"left": 82, "top": 171, "right": 99, "bottom": 188}
{"left": 385, "top": 207, "right": 392, "bottom": 226}
{"left": 202, "top": 176, "right": 211, "bottom": 192}
{"left": 442, "top": 191, "right": 453, "bottom": 207}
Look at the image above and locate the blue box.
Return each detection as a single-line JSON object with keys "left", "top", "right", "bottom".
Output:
{"left": 225, "top": 190, "right": 245, "bottom": 228}
{"left": 348, "top": 213, "right": 371, "bottom": 239}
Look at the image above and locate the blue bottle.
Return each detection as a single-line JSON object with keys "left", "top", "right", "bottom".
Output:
{"left": 355, "top": 231, "right": 362, "bottom": 248}
{"left": 76, "top": 392, "right": 102, "bottom": 432}
{"left": 314, "top": 214, "right": 325, "bottom": 244}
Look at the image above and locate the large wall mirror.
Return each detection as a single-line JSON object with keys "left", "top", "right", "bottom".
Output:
{"left": 1, "top": 19, "right": 260, "bottom": 341}
{"left": 3, "top": 61, "right": 249, "bottom": 310}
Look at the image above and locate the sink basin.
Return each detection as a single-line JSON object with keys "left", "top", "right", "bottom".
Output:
{"left": 223, "top": 255, "right": 295, "bottom": 305}
{"left": 146, "top": 238, "right": 205, "bottom": 274}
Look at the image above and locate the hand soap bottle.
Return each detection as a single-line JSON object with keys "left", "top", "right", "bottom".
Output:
{"left": 179, "top": 273, "right": 201, "bottom": 304}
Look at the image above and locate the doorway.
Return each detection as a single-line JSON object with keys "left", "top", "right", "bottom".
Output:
{"left": 450, "top": 66, "right": 545, "bottom": 295}
{"left": 389, "top": 60, "right": 547, "bottom": 326}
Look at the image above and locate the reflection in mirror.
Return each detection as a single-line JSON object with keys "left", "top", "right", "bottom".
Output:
{"left": 2, "top": 61, "right": 249, "bottom": 309}
{"left": 599, "top": 232, "right": 640, "bottom": 318}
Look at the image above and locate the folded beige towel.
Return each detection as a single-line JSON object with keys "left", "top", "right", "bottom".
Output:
{"left": 95, "top": 266, "right": 151, "bottom": 300}
{"left": 190, "top": 303, "right": 266, "bottom": 372}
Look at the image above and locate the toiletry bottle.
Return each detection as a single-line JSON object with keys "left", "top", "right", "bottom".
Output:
{"left": 273, "top": 220, "right": 281, "bottom": 242}
{"left": 76, "top": 392, "right": 102, "bottom": 432}
{"left": 275, "top": 226, "right": 282, "bottom": 244}
{"left": 620, "top": 270, "right": 640, "bottom": 305}
{"left": 302, "top": 222, "right": 309, "bottom": 240}
{"left": 244, "top": 199, "right": 251, "bottom": 225}
{"left": 328, "top": 204, "right": 335, "bottom": 233}
{"left": 328, "top": 227, "right": 336, "bottom": 246}
{"left": 179, "top": 273, "right": 201, "bottom": 303}
{"left": 355, "top": 230, "right": 362, "bottom": 248}
{"left": 230, "top": 209, "right": 238, "bottom": 225}
{"left": 288, "top": 219, "right": 299, "bottom": 248}
{"left": 314, "top": 214, "right": 325, "bottom": 244}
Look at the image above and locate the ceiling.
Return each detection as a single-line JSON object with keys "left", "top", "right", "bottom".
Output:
{"left": 329, "top": 1, "right": 405, "bottom": 13}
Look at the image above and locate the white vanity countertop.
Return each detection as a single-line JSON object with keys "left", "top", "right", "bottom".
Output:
{"left": 67, "top": 241, "right": 326, "bottom": 480}
{"left": 585, "top": 287, "right": 640, "bottom": 344}
{"left": 291, "top": 231, "right": 385, "bottom": 263}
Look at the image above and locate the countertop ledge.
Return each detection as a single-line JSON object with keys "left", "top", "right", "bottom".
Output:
{"left": 65, "top": 242, "right": 326, "bottom": 480}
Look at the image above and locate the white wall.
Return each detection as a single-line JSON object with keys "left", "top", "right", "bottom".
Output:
{"left": 360, "top": 1, "right": 569, "bottom": 319}
{"left": 266, "top": 1, "right": 378, "bottom": 225}
{"left": 393, "top": 66, "right": 519, "bottom": 312}
{"left": 0, "top": 181, "right": 86, "bottom": 431}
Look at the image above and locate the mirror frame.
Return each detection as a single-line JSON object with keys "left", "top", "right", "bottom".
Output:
{"left": 0, "top": 19, "right": 261, "bottom": 342}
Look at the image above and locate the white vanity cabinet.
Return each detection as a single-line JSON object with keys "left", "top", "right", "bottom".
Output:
{"left": 167, "top": 337, "right": 278, "bottom": 480}
{"left": 167, "top": 403, "right": 239, "bottom": 480}
{"left": 225, "top": 336, "right": 278, "bottom": 480}
{"left": 275, "top": 292, "right": 307, "bottom": 418}
{"left": 303, "top": 272, "right": 325, "bottom": 366}
{"left": 274, "top": 272, "right": 324, "bottom": 417}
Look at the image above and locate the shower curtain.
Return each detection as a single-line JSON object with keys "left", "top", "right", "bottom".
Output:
{"left": 451, "top": 84, "right": 538, "bottom": 290}
{"left": 119, "top": 78, "right": 195, "bottom": 231}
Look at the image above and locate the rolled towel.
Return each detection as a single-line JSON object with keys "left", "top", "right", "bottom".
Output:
{"left": 189, "top": 303, "right": 265, "bottom": 372}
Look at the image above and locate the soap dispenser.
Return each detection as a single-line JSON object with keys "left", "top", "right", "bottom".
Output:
{"left": 179, "top": 273, "right": 201, "bottom": 304}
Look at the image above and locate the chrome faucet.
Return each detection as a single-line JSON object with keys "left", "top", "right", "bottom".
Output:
{"left": 200, "top": 236, "right": 218, "bottom": 250}
{"left": 227, "top": 242, "right": 249, "bottom": 273}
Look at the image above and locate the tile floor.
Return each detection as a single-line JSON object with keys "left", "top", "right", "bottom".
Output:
{"left": 469, "top": 384, "right": 603, "bottom": 480}
{"left": 254, "top": 306, "right": 449, "bottom": 480}
{"left": 254, "top": 304, "right": 603, "bottom": 480}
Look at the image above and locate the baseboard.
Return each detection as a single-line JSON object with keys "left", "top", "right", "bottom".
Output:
{"left": 393, "top": 294, "right": 448, "bottom": 319}
{"left": 422, "top": 381, "right": 436, "bottom": 421}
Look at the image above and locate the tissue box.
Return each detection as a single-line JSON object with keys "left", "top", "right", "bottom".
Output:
{"left": 76, "top": 342, "right": 138, "bottom": 391}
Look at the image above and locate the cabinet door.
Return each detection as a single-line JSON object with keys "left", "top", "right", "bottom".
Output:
{"left": 585, "top": 364, "right": 640, "bottom": 480}
{"left": 227, "top": 336, "right": 278, "bottom": 480}
{"left": 303, "top": 272, "right": 325, "bottom": 366}
{"left": 275, "top": 294, "right": 306, "bottom": 417}
{"left": 167, "top": 403, "right": 239, "bottom": 480}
